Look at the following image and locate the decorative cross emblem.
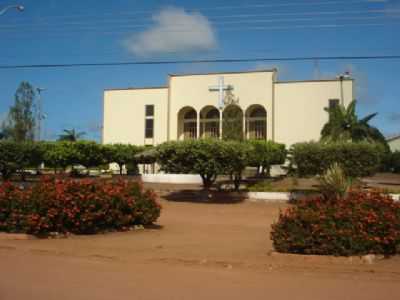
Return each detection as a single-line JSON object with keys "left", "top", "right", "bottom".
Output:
{"left": 209, "top": 76, "right": 235, "bottom": 109}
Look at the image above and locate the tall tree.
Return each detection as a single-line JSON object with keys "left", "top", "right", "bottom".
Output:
{"left": 222, "top": 105, "right": 243, "bottom": 141}
{"left": 1, "top": 82, "right": 36, "bottom": 142}
{"left": 58, "top": 128, "right": 86, "bottom": 142}
{"left": 321, "top": 100, "right": 388, "bottom": 148}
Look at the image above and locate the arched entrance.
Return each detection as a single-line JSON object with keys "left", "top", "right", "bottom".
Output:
{"left": 200, "top": 106, "right": 220, "bottom": 138}
{"left": 245, "top": 105, "right": 267, "bottom": 140}
{"left": 177, "top": 107, "right": 197, "bottom": 140}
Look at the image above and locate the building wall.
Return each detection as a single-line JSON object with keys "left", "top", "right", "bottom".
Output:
{"left": 102, "top": 71, "right": 355, "bottom": 148}
{"left": 274, "top": 79, "right": 353, "bottom": 146}
{"left": 168, "top": 71, "right": 275, "bottom": 140}
{"left": 103, "top": 87, "right": 168, "bottom": 145}
{"left": 389, "top": 137, "right": 400, "bottom": 152}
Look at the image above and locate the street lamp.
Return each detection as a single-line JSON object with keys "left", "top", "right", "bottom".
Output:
{"left": 36, "top": 87, "right": 46, "bottom": 141}
{"left": 0, "top": 4, "right": 24, "bottom": 16}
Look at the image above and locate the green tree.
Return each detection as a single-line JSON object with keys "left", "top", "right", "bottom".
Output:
{"left": 321, "top": 100, "right": 388, "bottom": 148}
{"left": 71, "top": 141, "right": 106, "bottom": 173}
{"left": 221, "top": 141, "right": 250, "bottom": 190}
{"left": 156, "top": 139, "right": 248, "bottom": 190}
{"left": 222, "top": 105, "right": 243, "bottom": 141}
{"left": 1, "top": 82, "right": 36, "bottom": 142}
{"left": 42, "top": 142, "right": 79, "bottom": 173}
{"left": 104, "top": 144, "right": 143, "bottom": 175}
{"left": 247, "top": 140, "right": 287, "bottom": 177}
{"left": 58, "top": 128, "right": 86, "bottom": 142}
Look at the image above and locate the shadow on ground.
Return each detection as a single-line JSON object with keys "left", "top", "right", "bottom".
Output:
{"left": 162, "top": 190, "right": 247, "bottom": 204}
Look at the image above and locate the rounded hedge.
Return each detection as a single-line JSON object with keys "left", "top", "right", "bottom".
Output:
{"left": 0, "top": 178, "right": 161, "bottom": 236}
{"left": 290, "top": 142, "right": 384, "bottom": 178}
{"left": 271, "top": 190, "right": 400, "bottom": 256}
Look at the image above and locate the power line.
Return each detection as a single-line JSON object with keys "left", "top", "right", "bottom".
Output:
{"left": 4, "top": 0, "right": 376, "bottom": 23}
{"left": 1, "top": 21, "right": 399, "bottom": 39}
{"left": 1, "top": 55, "right": 400, "bottom": 70}
{"left": 3, "top": 7, "right": 397, "bottom": 30}
{"left": 2, "top": 13, "right": 399, "bottom": 32}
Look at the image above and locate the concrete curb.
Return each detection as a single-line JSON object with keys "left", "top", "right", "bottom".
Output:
{"left": 0, "top": 233, "right": 37, "bottom": 240}
{"left": 246, "top": 192, "right": 400, "bottom": 202}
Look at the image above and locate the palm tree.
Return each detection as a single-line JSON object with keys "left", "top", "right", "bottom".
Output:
{"left": 58, "top": 128, "right": 85, "bottom": 142}
{"left": 321, "top": 100, "right": 388, "bottom": 147}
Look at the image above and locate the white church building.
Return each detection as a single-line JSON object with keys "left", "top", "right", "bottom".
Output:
{"left": 102, "top": 69, "right": 354, "bottom": 147}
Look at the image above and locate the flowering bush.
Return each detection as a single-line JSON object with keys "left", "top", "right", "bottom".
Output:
{"left": 0, "top": 178, "right": 161, "bottom": 236}
{"left": 271, "top": 190, "right": 400, "bottom": 256}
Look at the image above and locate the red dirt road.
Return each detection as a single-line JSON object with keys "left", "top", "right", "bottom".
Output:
{"left": 1, "top": 200, "right": 400, "bottom": 300}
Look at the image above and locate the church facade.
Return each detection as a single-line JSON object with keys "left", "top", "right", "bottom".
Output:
{"left": 102, "top": 69, "right": 354, "bottom": 146}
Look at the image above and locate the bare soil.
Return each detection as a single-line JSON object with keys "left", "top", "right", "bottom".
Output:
{"left": 1, "top": 198, "right": 400, "bottom": 300}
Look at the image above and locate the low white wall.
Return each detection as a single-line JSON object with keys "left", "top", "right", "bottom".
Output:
{"left": 141, "top": 174, "right": 203, "bottom": 184}
{"left": 247, "top": 192, "right": 400, "bottom": 203}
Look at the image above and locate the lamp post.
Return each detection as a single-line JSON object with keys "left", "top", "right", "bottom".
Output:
{"left": 36, "top": 87, "right": 46, "bottom": 141}
{"left": 0, "top": 5, "right": 24, "bottom": 16}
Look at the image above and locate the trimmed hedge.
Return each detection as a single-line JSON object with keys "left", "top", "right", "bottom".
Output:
{"left": 246, "top": 140, "right": 286, "bottom": 176}
{"left": 383, "top": 151, "right": 400, "bottom": 174}
{"left": 103, "top": 144, "right": 144, "bottom": 175}
{"left": 0, "top": 178, "right": 161, "bottom": 235}
{"left": 290, "top": 142, "right": 384, "bottom": 177}
{"left": 271, "top": 190, "right": 400, "bottom": 256}
{"left": 0, "top": 141, "right": 45, "bottom": 180}
{"left": 156, "top": 139, "right": 228, "bottom": 188}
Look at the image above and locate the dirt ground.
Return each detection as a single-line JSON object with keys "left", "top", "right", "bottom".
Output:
{"left": 1, "top": 199, "right": 400, "bottom": 300}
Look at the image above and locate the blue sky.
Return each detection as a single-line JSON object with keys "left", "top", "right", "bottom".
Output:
{"left": 0, "top": 0, "right": 399, "bottom": 141}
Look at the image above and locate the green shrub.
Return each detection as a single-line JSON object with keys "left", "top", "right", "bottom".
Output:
{"left": 318, "top": 163, "right": 352, "bottom": 200}
{"left": 271, "top": 190, "right": 400, "bottom": 256}
{"left": 383, "top": 151, "right": 400, "bottom": 173}
{"left": 221, "top": 141, "right": 250, "bottom": 190}
{"left": 42, "top": 141, "right": 79, "bottom": 173}
{"left": 0, "top": 141, "right": 23, "bottom": 180}
{"left": 392, "top": 151, "right": 400, "bottom": 173}
{"left": 104, "top": 144, "right": 144, "bottom": 175}
{"left": 0, "top": 141, "right": 45, "bottom": 180}
{"left": 0, "top": 178, "right": 161, "bottom": 235}
{"left": 156, "top": 139, "right": 223, "bottom": 189}
{"left": 156, "top": 139, "right": 249, "bottom": 189}
{"left": 247, "top": 140, "right": 286, "bottom": 176}
{"left": 71, "top": 141, "right": 106, "bottom": 172}
{"left": 290, "top": 142, "right": 383, "bottom": 177}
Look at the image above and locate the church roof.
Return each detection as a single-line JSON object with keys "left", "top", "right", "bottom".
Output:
{"left": 104, "top": 86, "right": 167, "bottom": 91}
{"left": 168, "top": 69, "right": 277, "bottom": 77}
{"left": 387, "top": 134, "right": 400, "bottom": 142}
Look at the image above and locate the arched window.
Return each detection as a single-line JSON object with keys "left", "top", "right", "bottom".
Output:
{"left": 200, "top": 106, "right": 220, "bottom": 138}
{"left": 182, "top": 108, "right": 197, "bottom": 139}
{"left": 246, "top": 105, "right": 267, "bottom": 140}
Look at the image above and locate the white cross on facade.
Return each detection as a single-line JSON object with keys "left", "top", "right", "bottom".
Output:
{"left": 209, "top": 76, "right": 233, "bottom": 109}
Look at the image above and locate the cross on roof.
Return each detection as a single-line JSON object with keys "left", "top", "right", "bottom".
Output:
{"left": 209, "top": 76, "right": 233, "bottom": 109}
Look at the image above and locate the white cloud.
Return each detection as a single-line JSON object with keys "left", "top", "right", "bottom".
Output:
{"left": 124, "top": 7, "right": 217, "bottom": 56}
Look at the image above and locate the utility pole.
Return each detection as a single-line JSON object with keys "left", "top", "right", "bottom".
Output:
{"left": 36, "top": 87, "right": 46, "bottom": 141}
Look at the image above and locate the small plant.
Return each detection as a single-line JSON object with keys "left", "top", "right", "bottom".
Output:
{"left": 318, "top": 163, "right": 352, "bottom": 200}
{"left": 271, "top": 190, "right": 400, "bottom": 256}
{"left": 0, "top": 178, "right": 161, "bottom": 236}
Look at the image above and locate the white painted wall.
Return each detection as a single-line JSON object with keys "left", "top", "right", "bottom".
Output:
{"left": 168, "top": 70, "right": 275, "bottom": 140}
{"left": 103, "top": 87, "right": 168, "bottom": 145}
{"left": 388, "top": 137, "right": 400, "bottom": 152}
{"left": 274, "top": 79, "right": 353, "bottom": 146}
{"left": 102, "top": 71, "right": 354, "bottom": 148}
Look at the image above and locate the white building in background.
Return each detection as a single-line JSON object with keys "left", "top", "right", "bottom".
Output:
{"left": 102, "top": 69, "right": 354, "bottom": 147}
{"left": 387, "top": 134, "right": 400, "bottom": 152}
